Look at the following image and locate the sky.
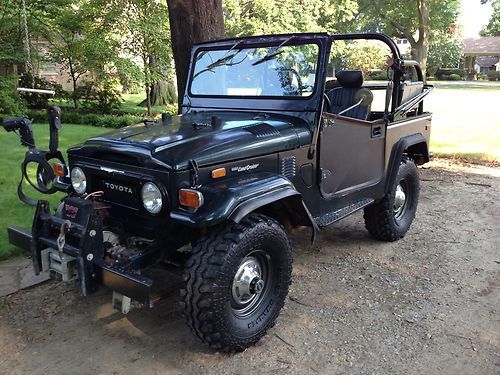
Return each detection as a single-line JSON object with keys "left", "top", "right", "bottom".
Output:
{"left": 460, "top": 0, "right": 493, "bottom": 37}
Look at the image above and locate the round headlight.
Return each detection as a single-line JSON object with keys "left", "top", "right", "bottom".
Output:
{"left": 70, "top": 167, "right": 87, "bottom": 195}
{"left": 141, "top": 182, "right": 162, "bottom": 214}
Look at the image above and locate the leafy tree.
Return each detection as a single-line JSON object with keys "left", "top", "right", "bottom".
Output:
{"left": 356, "top": 0, "right": 461, "bottom": 76}
{"left": 480, "top": 0, "right": 500, "bottom": 36}
{"left": 336, "top": 40, "right": 389, "bottom": 75}
{"left": 223, "top": 0, "right": 358, "bottom": 36}
{"left": 115, "top": 57, "right": 145, "bottom": 94}
{"left": 0, "top": 0, "right": 25, "bottom": 75}
{"left": 43, "top": 6, "right": 88, "bottom": 108}
{"left": 98, "top": 0, "right": 173, "bottom": 115}
{"left": 426, "top": 33, "right": 463, "bottom": 77}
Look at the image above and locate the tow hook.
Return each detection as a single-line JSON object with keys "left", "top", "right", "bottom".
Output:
{"left": 56, "top": 220, "right": 71, "bottom": 257}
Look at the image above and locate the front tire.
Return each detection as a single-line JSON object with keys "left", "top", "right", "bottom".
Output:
{"left": 364, "top": 158, "right": 420, "bottom": 241}
{"left": 181, "top": 214, "right": 292, "bottom": 352}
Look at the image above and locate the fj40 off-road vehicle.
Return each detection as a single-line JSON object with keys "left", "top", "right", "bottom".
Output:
{"left": 4, "top": 33, "right": 431, "bottom": 352}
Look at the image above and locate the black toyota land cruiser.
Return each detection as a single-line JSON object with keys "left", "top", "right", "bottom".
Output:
{"left": 4, "top": 32, "right": 432, "bottom": 352}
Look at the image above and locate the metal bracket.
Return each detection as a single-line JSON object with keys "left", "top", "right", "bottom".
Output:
{"left": 112, "top": 292, "right": 132, "bottom": 314}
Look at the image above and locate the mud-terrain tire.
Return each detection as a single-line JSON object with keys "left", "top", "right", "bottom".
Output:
{"left": 364, "top": 159, "right": 420, "bottom": 241}
{"left": 181, "top": 214, "right": 293, "bottom": 352}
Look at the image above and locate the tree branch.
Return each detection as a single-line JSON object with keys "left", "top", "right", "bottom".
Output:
{"left": 369, "top": 2, "right": 416, "bottom": 46}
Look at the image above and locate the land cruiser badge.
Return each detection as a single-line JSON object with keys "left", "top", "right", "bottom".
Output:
{"left": 231, "top": 163, "right": 259, "bottom": 173}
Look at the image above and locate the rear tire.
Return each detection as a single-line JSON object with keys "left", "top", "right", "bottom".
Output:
{"left": 181, "top": 214, "right": 292, "bottom": 352}
{"left": 364, "top": 158, "right": 420, "bottom": 241}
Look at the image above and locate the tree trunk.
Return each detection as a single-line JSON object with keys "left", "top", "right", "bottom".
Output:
{"left": 414, "top": 0, "right": 430, "bottom": 77}
{"left": 167, "top": 0, "right": 224, "bottom": 112}
{"left": 144, "top": 83, "right": 152, "bottom": 116}
{"left": 148, "top": 81, "right": 177, "bottom": 106}
{"left": 411, "top": 41, "right": 429, "bottom": 77}
{"left": 140, "top": 81, "right": 177, "bottom": 108}
{"left": 68, "top": 58, "right": 79, "bottom": 109}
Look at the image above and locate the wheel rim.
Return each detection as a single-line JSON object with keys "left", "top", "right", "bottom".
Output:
{"left": 231, "top": 250, "right": 271, "bottom": 317}
{"left": 393, "top": 180, "right": 409, "bottom": 219}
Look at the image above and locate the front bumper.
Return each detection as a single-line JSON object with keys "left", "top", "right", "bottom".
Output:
{"left": 7, "top": 198, "right": 156, "bottom": 306}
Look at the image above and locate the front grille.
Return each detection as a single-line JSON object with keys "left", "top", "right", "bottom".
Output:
{"left": 90, "top": 175, "right": 143, "bottom": 210}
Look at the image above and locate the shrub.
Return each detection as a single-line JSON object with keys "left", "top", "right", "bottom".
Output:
{"left": 367, "top": 70, "right": 388, "bottom": 81}
{"left": 436, "top": 68, "right": 466, "bottom": 80}
{"left": 76, "top": 79, "right": 122, "bottom": 114}
{"left": 476, "top": 72, "right": 488, "bottom": 80}
{"left": 62, "top": 111, "right": 84, "bottom": 124}
{"left": 438, "top": 73, "right": 465, "bottom": 81}
{"left": 486, "top": 71, "right": 500, "bottom": 81}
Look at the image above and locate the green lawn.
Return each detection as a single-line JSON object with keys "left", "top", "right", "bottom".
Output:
{"left": 120, "top": 93, "right": 176, "bottom": 115}
{"left": 426, "top": 87, "right": 500, "bottom": 163}
{"left": 0, "top": 124, "right": 107, "bottom": 260}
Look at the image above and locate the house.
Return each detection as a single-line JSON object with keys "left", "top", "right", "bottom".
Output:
{"left": 474, "top": 56, "right": 500, "bottom": 73}
{"left": 463, "top": 36, "right": 500, "bottom": 78}
{"left": 393, "top": 38, "right": 411, "bottom": 55}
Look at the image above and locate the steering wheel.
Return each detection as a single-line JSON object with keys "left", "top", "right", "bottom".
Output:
{"left": 323, "top": 93, "right": 331, "bottom": 113}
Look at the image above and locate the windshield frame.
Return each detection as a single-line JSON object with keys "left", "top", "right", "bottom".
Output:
{"left": 187, "top": 40, "right": 322, "bottom": 101}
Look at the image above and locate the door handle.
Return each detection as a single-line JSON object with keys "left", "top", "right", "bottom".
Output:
{"left": 371, "top": 125, "right": 382, "bottom": 138}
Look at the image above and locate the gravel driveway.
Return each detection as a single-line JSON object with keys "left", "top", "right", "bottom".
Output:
{"left": 0, "top": 160, "right": 498, "bottom": 375}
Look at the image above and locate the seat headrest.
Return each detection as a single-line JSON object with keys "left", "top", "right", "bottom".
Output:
{"left": 325, "top": 79, "right": 340, "bottom": 91}
{"left": 336, "top": 70, "right": 363, "bottom": 88}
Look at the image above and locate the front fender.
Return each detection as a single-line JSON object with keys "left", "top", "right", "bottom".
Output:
{"left": 170, "top": 172, "right": 300, "bottom": 227}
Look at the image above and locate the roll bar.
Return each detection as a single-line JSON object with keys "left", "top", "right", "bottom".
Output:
{"left": 330, "top": 33, "right": 401, "bottom": 60}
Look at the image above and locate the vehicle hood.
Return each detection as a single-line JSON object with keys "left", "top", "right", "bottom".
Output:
{"left": 72, "top": 111, "right": 311, "bottom": 171}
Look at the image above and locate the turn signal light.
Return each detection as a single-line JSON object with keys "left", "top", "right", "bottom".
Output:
{"left": 179, "top": 189, "right": 204, "bottom": 208}
{"left": 53, "top": 162, "right": 66, "bottom": 177}
{"left": 211, "top": 167, "right": 226, "bottom": 179}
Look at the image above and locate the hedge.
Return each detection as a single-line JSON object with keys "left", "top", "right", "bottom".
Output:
{"left": 436, "top": 68, "right": 466, "bottom": 80}
{"left": 486, "top": 71, "right": 500, "bottom": 81}
{"left": 29, "top": 110, "right": 144, "bottom": 128}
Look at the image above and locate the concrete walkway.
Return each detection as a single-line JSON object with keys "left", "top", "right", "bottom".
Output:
{"left": 0, "top": 256, "right": 49, "bottom": 297}
{"left": 428, "top": 80, "right": 500, "bottom": 89}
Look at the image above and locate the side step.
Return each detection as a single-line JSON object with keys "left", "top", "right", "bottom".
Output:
{"left": 314, "top": 198, "right": 374, "bottom": 229}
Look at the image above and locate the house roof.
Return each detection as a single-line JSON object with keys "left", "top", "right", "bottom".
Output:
{"left": 475, "top": 56, "right": 500, "bottom": 67}
{"left": 463, "top": 37, "right": 500, "bottom": 56}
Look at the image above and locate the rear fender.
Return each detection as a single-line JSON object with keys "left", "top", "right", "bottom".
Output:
{"left": 385, "top": 134, "right": 428, "bottom": 194}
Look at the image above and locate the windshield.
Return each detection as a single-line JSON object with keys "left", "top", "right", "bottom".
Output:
{"left": 189, "top": 42, "right": 319, "bottom": 98}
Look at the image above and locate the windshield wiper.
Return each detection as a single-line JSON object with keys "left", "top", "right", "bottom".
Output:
{"left": 251, "top": 36, "right": 296, "bottom": 66}
{"left": 193, "top": 41, "right": 246, "bottom": 79}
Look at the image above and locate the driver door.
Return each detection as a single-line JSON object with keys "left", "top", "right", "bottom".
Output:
{"left": 318, "top": 114, "right": 385, "bottom": 199}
